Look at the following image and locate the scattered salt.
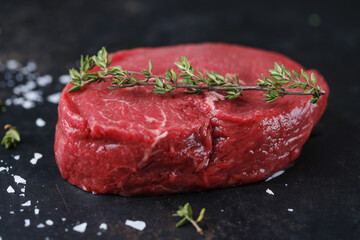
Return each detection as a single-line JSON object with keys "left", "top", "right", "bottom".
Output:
{"left": 46, "top": 220, "right": 54, "bottom": 226}
{"left": 59, "top": 74, "right": 71, "bottom": 84}
{"left": 13, "top": 155, "right": 20, "bottom": 160}
{"left": 21, "top": 200, "right": 31, "bottom": 207}
{"left": 9, "top": 211, "right": 14, "bottom": 214}
{"left": 65, "top": 228, "right": 69, "bottom": 232}
{"left": 34, "top": 152, "right": 43, "bottom": 159}
{"left": 14, "top": 175, "right": 26, "bottom": 184}
{"left": 259, "top": 168, "right": 265, "bottom": 173}
{"left": 125, "top": 220, "right": 146, "bottom": 231}
{"left": 22, "top": 100, "right": 36, "bottom": 109}
{"left": 288, "top": 208, "right": 294, "bottom": 212}
{"left": 21, "top": 187, "right": 25, "bottom": 192}
{"left": 35, "top": 118, "right": 46, "bottom": 127}
{"left": 47, "top": 92, "right": 61, "bottom": 104}
{"left": 19, "top": 194, "right": 25, "bottom": 197}
{"left": 36, "top": 75, "right": 53, "bottom": 87}
{"left": 0, "top": 167, "right": 8, "bottom": 172}
{"left": 62, "top": 218, "right": 66, "bottom": 221}
{"left": 37, "top": 223, "right": 45, "bottom": 228}
{"left": 6, "top": 60, "right": 21, "bottom": 70}
{"left": 34, "top": 208, "right": 40, "bottom": 215}
{"left": 266, "top": 188, "right": 274, "bottom": 195}
{"left": 7, "top": 186, "right": 15, "bottom": 193}
{"left": 99, "top": 223, "right": 107, "bottom": 230}
{"left": 24, "top": 219, "right": 30, "bottom": 227}
{"left": 24, "top": 90, "right": 42, "bottom": 102}
{"left": 73, "top": 222, "right": 87, "bottom": 233}
{"left": 30, "top": 158, "right": 38, "bottom": 165}
{"left": 265, "top": 170, "right": 285, "bottom": 182}
{"left": 285, "top": 184, "right": 288, "bottom": 187}
{"left": 20, "top": 209, "right": 24, "bottom": 212}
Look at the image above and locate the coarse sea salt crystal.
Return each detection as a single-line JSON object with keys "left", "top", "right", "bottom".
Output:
{"left": 288, "top": 208, "right": 294, "bottom": 212}
{"left": 24, "top": 90, "right": 42, "bottom": 102}
{"left": 34, "top": 152, "right": 43, "bottom": 159}
{"left": 266, "top": 188, "right": 274, "bottom": 195}
{"left": 6, "top": 59, "right": 21, "bottom": 70}
{"left": 46, "top": 220, "right": 54, "bottom": 226}
{"left": 36, "top": 75, "right": 53, "bottom": 87}
{"left": 34, "top": 208, "right": 39, "bottom": 215}
{"left": 125, "top": 220, "right": 146, "bottom": 231}
{"left": 73, "top": 222, "right": 87, "bottom": 233}
{"left": 99, "top": 223, "right": 107, "bottom": 230}
{"left": 7, "top": 186, "right": 15, "bottom": 193}
{"left": 19, "top": 194, "right": 25, "bottom": 197}
{"left": 13, "top": 155, "right": 20, "bottom": 160}
{"left": 265, "top": 170, "right": 285, "bottom": 182}
{"left": 0, "top": 167, "right": 9, "bottom": 172}
{"left": 24, "top": 219, "right": 30, "bottom": 227}
{"left": 37, "top": 223, "right": 45, "bottom": 228}
{"left": 21, "top": 200, "right": 31, "bottom": 207}
{"left": 22, "top": 100, "right": 36, "bottom": 109}
{"left": 59, "top": 74, "right": 71, "bottom": 84}
{"left": 62, "top": 218, "right": 66, "bottom": 221}
{"left": 14, "top": 175, "right": 26, "bottom": 184}
{"left": 47, "top": 92, "right": 61, "bottom": 104}
{"left": 9, "top": 211, "right": 14, "bottom": 214}
{"left": 35, "top": 118, "right": 46, "bottom": 127}
{"left": 21, "top": 187, "right": 25, "bottom": 192}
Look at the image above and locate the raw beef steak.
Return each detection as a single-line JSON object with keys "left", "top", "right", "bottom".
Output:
{"left": 54, "top": 43, "right": 329, "bottom": 196}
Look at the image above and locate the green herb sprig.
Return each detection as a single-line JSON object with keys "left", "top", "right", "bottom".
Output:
{"left": 173, "top": 203, "right": 206, "bottom": 235}
{"left": 1, "top": 124, "right": 21, "bottom": 149}
{"left": 68, "top": 47, "right": 326, "bottom": 104}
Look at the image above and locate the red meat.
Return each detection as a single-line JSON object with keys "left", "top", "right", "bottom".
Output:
{"left": 54, "top": 43, "right": 329, "bottom": 196}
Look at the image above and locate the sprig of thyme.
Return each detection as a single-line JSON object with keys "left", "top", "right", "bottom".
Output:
{"left": 173, "top": 203, "right": 206, "bottom": 235}
{"left": 1, "top": 124, "right": 21, "bottom": 149}
{"left": 68, "top": 47, "right": 326, "bottom": 103}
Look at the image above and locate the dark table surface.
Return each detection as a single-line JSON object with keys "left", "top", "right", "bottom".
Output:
{"left": 0, "top": 0, "right": 359, "bottom": 239}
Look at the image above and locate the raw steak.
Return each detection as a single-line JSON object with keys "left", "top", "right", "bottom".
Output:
{"left": 54, "top": 43, "right": 329, "bottom": 196}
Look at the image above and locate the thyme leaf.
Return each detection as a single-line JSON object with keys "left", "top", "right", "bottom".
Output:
{"left": 1, "top": 124, "right": 21, "bottom": 149}
{"left": 67, "top": 47, "right": 326, "bottom": 104}
{"left": 173, "top": 203, "right": 206, "bottom": 235}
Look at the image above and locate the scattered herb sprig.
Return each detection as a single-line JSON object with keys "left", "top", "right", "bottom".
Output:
{"left": 68, "top": 47, "right": 325, "bottom": 103}
{"left": 173, "top": 203, "right": 206, "bottom": 235}
{"left": 1, "top": 124, "right": 21, "bottom": 149}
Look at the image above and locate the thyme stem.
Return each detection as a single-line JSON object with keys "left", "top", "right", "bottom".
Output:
{"left": 68, "top": 47, "right": 326, "bottom": 104}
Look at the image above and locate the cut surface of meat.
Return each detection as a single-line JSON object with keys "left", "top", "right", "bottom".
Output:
{"left": 54, "top": 43, "right": 329, "bottom": 196}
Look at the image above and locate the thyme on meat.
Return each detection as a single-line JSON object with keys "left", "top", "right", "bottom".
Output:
{"left": 68, "top": 47, "right": 326, "bottom": 103}
{"left": 173, "top": 203, "right": 206, "bottom": 235}
{"left": 1, "top": 124, "right": 21, "bottom": 149}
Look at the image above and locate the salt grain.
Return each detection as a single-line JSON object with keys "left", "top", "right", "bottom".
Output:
{"left": 265, "top": 170, "right": 285, "bottom": 182}
{"left": 73, "top": 222, "right": 87, "bottom": 233}
{"left": 34, "top": 152, "right": 43, "bottom": 159}
{"left": 9, "top": 211, "right": 14, "bottom": 214}
{"left": 24, "top": 219, "right": 30, "bottom": 227}
{"left": 21, "top": 187, "right": 25, "bottom": 192}
{"left": 62, "top": 218, "right": 66, "bottom": 221}
{"left": 99, "top": 223, "right": 107, "bottom": 230}
{"left": 125, "top": 220, "right": 146, "bottom": 231}
{"left": 22, "top": 100, "right": 36, "bottom": 109}
{"left": 7, "top": 186, "right": 15, "bottom": 193}
{"left": 13, "top": 155, "right": 20, "bottom": 160}
{"left": 47, "top": 92, "right": 61, "bottom": 104}
{"left": 46, "top": 219, "right": 54, "bottom": 226}
{"left": 6, "top": 60, "right": 21, "bottom": 70}
{"left": 37, "top": 223, "right": 45, "bottom": 228}
{"left": 266, "top": 188, "right": 274, "bottom": 195}
{"left": 288, "top": 208, "right": 294, "bottom": 212}
{"left": 0, "top": 167, "right": 8, "bottom": 172}
{"left": 14, "top": 175, "right": 26, "bottom": 184}
{"left": 19, "top": 194, "right": 25, "bottom": 197}
{"left": 21, "top": 200, "right": 31, "bottom": 207}
{"left": 59, "top": 74, "right": 71, "bottom": 84}
{"left": 36, "top": 75, "right": 53, "bottom": 87}
{"left": 35, "top": 118, "right": 46, "bottom": 127}
{"left": 34, "top": 208, "right": 40, "bottom": 215}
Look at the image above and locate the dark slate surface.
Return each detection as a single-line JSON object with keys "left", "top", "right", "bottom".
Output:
{"left": 0, "top": 0, "right": 359, "bottom": 239}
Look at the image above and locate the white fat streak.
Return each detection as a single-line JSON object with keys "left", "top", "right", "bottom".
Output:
{"left": 204, "top": 91, "right": 224, "bottom": 110}
{"left": 125, "top": 220, "right": 146, "bottom": 231}
{"left": 140, "top": 131, "right": 168, "bottom": 166}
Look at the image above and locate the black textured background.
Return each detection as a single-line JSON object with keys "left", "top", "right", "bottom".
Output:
{"left": 0, "top": 0, "right": 359, "bottom": 239}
